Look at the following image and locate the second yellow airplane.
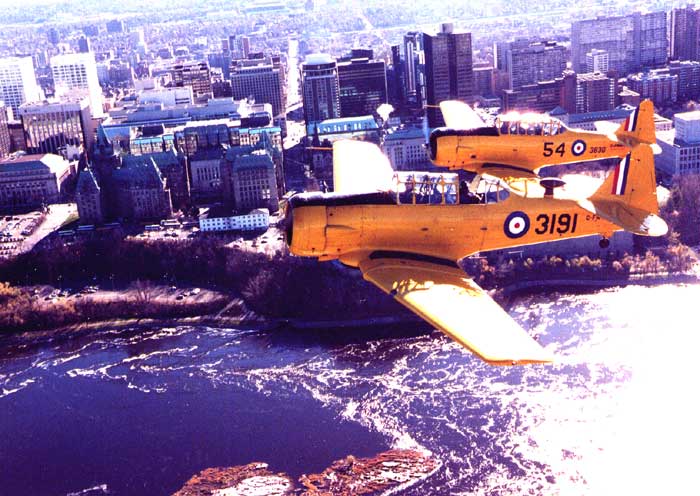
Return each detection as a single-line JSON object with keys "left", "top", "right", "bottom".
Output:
{"left": 429, "top": 100, "right": 657, "bottom": 180}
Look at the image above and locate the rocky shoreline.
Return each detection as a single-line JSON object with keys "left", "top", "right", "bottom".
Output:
{"left": 173, "top": 449, "right": 439, "bottom": 496}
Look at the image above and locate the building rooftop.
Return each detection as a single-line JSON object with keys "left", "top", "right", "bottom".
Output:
{"left": 232, "top": 149, "right": 274, "bottom": 171}
{"left": 0, "top": 153, "right": 71, "bottom": 175}
{"left": 113, "top": 157, "right": 165, "bottom": 189}
{"left": 304, "top": 53, "right": 335, "bottom": 65}
{"left": 307, "top": 116, "right": 378, "bottom": 136}
{"left": 384, "top": 127, "right": 426, "bottom": 141}
{"left": 674, "top": 111, "right": 700, "bottom": 123}
{"left": 77, "top": 168, "right": 100, "bottom": 193}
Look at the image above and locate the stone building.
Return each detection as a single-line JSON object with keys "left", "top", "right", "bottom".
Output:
{"left": 75, "top": 168, "right": 103, "bottom": 224}
{"left": 111, "top": 158, "right": 172, "bottom": 221}
{"left": 0, "top": 153, "right": 74, "bottom": 211}
{"left": 221, "top": 148, "right": 278, "bottom": 213}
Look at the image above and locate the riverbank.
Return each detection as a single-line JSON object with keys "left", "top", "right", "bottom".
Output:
{"left": 3, "top": 270, "right": 697, "bottom": 339}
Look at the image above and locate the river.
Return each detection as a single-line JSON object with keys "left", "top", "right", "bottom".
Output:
{"left": 1, "top": 283, "right": 699, "bottom": 495}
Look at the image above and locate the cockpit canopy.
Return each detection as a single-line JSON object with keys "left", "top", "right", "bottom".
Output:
{"left": 495, "top": 112, "right": 567, "bottom": 136}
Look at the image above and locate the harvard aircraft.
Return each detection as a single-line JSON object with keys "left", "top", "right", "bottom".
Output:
{"left": 284, "top": 109, "right": 667, "bottom": 366}
{"left": 429, "top": 100, "right": 657, "bottom": 181}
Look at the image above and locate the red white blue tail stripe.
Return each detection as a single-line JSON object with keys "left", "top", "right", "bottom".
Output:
{"left": 612, "top": 153, "right": 631, "bottom": 195}
{"left": 625, "top": 107, "right": 639, "bottom": 132}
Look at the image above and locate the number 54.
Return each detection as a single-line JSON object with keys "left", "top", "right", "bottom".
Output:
{"left": 543, "top": 142, "right": 565, "bottom": 157}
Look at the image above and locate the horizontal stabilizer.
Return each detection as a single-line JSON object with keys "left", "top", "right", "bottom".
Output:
{"left": 359, "top": 257, "right": 553, "bottom": 365}
{"left": 439, "top": 100, "right": 487, "bottom": 130}
{"left": 588, "top": 143, "right": 668, "bottom": 236}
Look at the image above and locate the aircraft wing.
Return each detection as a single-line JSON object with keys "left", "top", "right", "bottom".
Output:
{"left": 359, "top": 257, "right": 553, "bottom": 365}
{"left": 439, "top": 100, "right": 487, "bottom": 130}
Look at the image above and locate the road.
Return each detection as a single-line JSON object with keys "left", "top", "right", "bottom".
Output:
{"left": 22, "top": 203, "right": 77, "bottom": 253}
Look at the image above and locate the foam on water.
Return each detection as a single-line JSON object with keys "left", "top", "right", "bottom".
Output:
{"left": 2, "top": 285, "right": 700, "bottom": 494}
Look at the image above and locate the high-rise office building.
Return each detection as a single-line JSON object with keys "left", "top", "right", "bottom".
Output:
{"left": 423, "top": 23, "right": 473, "bottom": 128}
{"left": 228, "top": 35, "right": 251, "bottom": 60}
{"left": 586, "top": 49, "right": 609, "bottom": 73}
{"left": 503, "top": 78, "right": 565, "bottom": 113}
{"left": 47, "top": 28, "right": 59, "bottom": 45}
{"left": 506, "top": 39, "right": 567, "bottom": 89}
{"left": 19, "top": 97, "right": 93, "bottom": 160}
{"left": 0, "top": 57, "right": 42, "bottom": 116}
{"left": 572, "top": 12, "right": 667, "bottom": 75}
{"left": 402, "top": 32, "right": 424, "bottom": 107}
{"left": 230, "top": 56, "right": 284, "bottom": 117}
{"left": 171, "top": 61, "right": 212, "bottom": 101}
{"left": 671, "top": 6, "right": 700, "bottom": 62}
{"left": 575, "top": 72, "right": 616, "bottom": 113}
{"left": 669, "top": 60, "right": 700, "bottom": 101}
{"left": 106, "top": 20, "right": 125, "bottom": 33}
{"left": 337, "top": 57, "right": 387, "bottom": 118}
{"left": 51, "top": 52, "right": 104, "bottom": 118}
{"left": 627, "top": 70, "right": 678, "bottom": 106}
{"left": 301, "top": 54, "right": 340, "bottom": 124}
{"left": 0, "top": 103, "right": 10, "bottom": 159}
{"left": 78, "top": 36, "right": 91, "bottom": 54}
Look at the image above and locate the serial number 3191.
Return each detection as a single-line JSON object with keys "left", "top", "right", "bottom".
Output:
{"left": 534, "top": 213, "right": 579, "bottom": 235}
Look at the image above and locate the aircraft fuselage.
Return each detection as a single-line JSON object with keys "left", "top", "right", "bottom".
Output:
{"left": 287, "top": 192, "right": 619, "bottom": 266}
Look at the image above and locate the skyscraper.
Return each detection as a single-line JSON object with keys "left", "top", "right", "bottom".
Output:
{"left": 586, "top": 49, "right": 610, "bottom": 73}
{"left": 230, "top": 56, "right": 284, "bottom": 117}
{"left": 671, "top": 6, "right": 700, "bottom": 61}
{"left": 575, "top": 72, "right": 616, "bottom": 113}
{"left": 19, "top": 97, "right": 93, "bottom": 160}
{"left": 402, "top": 32, "right": 424, "bottom": 107}
{"left": 78, "top": 36, "right": 91, "bottom": 54}
{"left": 51, "top": 52, "right": 104, "bottom": 118}
{"left": 337, "top": 57, "right": 387, "bottom": 117}
{"left": 0, "top": 103, "right": 11, "bottom": 159}
{"left": 171, "top": 61, "right": 213, "bottom": 101}
{"left": 506, "top": 39, "right": 567, "bottom": 89}
{"left": 423, "top": 23, "right": 473, "bottom": 128}
{"left": 571, "top": 12, "right": 667, "bottom": 75}
{"left": 0, "top": 57, "right": 42, "bottom": 116}
{"left": 301, "top": 54, "right": 340, "bottom": 125}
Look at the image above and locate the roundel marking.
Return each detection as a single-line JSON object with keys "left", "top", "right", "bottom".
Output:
{"left": 504, "top": 211, "right": 530, "bottom": 239}
{"left": 571, "top": 139, "right": 587, "bottom": 157}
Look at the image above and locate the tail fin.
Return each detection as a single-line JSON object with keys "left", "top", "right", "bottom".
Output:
{"left": 614, "top": 100, "right": 656, "bottom": 146}
{"left": 587, "top": 144, "right": 668, "bottom": 236}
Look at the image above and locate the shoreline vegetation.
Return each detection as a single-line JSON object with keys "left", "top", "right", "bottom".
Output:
{"left": 0, "top": 234, "right": 698, "bottom": 336}
{"left": 1, "top": 177, "right": 699, "bottom": 335}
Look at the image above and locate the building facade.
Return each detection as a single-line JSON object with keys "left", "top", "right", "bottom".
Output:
{"left": 111, "top": 157, "right": 173, "bottom": 221}
{"left": 19, "top": 97, "right": 93, "bottom": 160}
{"left": 506, "top": 40, "right": 567, "bottom": 90}
{"left": 171, "top": 61, "right": 213, "bottom": 101}
{"left": 75, "top": 168, "right": 103, "bottom": 224}
{"left": 503, "top": 78, "right": 564, "bottom": 113}
{"left": 302, "top": 54, "right": 340, "bottom": 125}
{"left": 382, "top": 127, "right": 431, "bottom": 171}
{"left": 0, "top": 104, "right": 11, "bottom": 159}
{"left": 230, "top": 57, "right": 284, "bottom": 117}
{"left": 571, "top": 12, "right": 667, "bottom": 75}
{"left": 575, "top": 72, "right": 616, "bottom": 113}
{"left": 423, "top": 23, "right": 473, "bottom": 128}
{"left": 669, "top": 60, "right": 700, "bottom": 101}
{"left": 671, "top": 6, "right": 700, "bottom": 62}
{"left": 585, "top": 49, "right": 610, "bottom": 74}
{"left": 337, "top": 57, "right": 387, "bottom": 118}
{"left": 0, "top": 153, "right": 74, "bottom": 211}
{"left": 0, "top": 57, "right": 42, "bottom": 116}
{"left": 627, "top": 71, "right": 678, "bottom": 106}
{"left": 51, "top": 52, "right": 104, "bottom": 118}
{"left": 199, "top": 208, "right": 269, "bottom": 232}
{"left": 225, "top": 149, "right": 279, "bottom": 212}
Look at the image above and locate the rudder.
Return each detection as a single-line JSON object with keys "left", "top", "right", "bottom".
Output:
{"left": 614, "top": 100, "right": 656, "bottom": 146}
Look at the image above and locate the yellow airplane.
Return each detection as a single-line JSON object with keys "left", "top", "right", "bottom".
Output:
{"left": 429, "top": 100, "right": 657, "bottom": 180}
{"left": 285, "top": 138, "right": 667, "bottom": 366}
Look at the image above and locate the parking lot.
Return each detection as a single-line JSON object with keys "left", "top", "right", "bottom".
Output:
{"left": 0, "top": 212, "right": 44, "bottom": 259}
